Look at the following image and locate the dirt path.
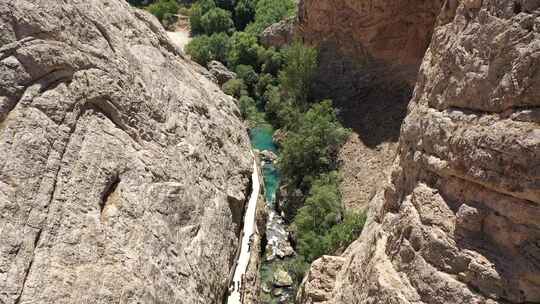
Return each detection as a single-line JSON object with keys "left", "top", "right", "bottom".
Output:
{"left": 166, "top": 30, "right": 191, "bottom": 52}
{"left": 166, "top": 15, "right": 191, "bottom": 52}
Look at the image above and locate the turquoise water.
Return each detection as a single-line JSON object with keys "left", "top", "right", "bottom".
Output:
{"left": 250, "top": 127, "right": 278, "bottom": 153}
{"left": 250, "top": 127, "right": 280, "bottom": 205}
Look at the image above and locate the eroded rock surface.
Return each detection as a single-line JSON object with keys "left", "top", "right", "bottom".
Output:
{"left": 0, "top": 1, "right": 252, "bottom": 303}
{"left": 260, "top": 17, "right": 297, "bottom": 48}
{"left": 208, "top": 60, "right": 236, "bottom": 86}
{"left": 296, "top": 256, "right": 344, "bottom": 304}
{"left": 301, "top": 0, "right": 540, "bottom": 303}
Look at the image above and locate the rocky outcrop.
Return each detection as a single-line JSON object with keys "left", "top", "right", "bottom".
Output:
{"left": 0, "top": 1, "right": 252, "bottom": 304}
{"left": 296, "top": 256, "right": 344, "bottom": 304}
{"left": 300, "top": 0, "right": 540, "bottom": 303}
{"left": 208, "top": 60, "right": 236, "bottom": 86}
{"left": 260, "top": 17, "right": 297, "bottom": 48}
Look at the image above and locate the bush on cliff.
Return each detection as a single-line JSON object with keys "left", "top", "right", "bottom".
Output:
{"left": 234, "top": 0, "right": 256, "bottom": 30}
{"left": 146, "top": 0, "right": 179, "bottom": 27}
{"left": 227, "top": 32, "right": 262, "bottom": 68}
{"left": 293, "top": 172, "right": 366, "bottom": 262}
{"left": 190, "top": 0, "right": 217, "bottom": 34}
{"left": 222, "top": 78, "right": 248, "bottom": 98}
{"left": 245, "top": 0, "right": 296, "bottom": 35}
{"left": 200, "top": 7, "right": 235, "bottom": 34}
{"left": 185, "top": 32, "right": 230, "bottom": 66}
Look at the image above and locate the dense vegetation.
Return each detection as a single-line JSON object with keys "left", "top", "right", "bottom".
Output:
{"left": 185, "top": 0, "right": 365, "bottom": 285}
{"left": 128, "top": 0, "right": 366, "bottom": 289}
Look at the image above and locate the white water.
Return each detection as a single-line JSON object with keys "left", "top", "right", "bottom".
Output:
{"left": 227, "top": 160, "right": 260, "bottom": 304}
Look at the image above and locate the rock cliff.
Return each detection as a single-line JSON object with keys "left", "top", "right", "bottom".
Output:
{"left": 295, "top": 0, "right": 443, "bottom": 210}
{"left": 299, "top": 0, "right": 540, "bottom": 303}
{"left": 0, "top": 1, "right": 252, "bottom": 303}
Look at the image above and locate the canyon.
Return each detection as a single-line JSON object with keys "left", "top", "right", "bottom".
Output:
{"left": 1, "top": 0, "right": 539, "bottom": 304}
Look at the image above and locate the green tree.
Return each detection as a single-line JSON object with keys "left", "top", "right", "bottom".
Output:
{"left": 227, "top": 32, "right": 262, "bottom": 68}
{"left": 201, "top": 7, "right": 235, "bottom": 34}
{"left": 234, "top": 0, "right": 256, "bottom": 30}
{"left": 325, "top": 211, "right": 367, "bottom": 252}
{"left": 235, "top": 64, "right": 259, "bottom": 94}
{"left": 264, "top": 85, "right": 298, "bottom": 128}
{"left": 147, "top": 0, "right": 179, "bottom": 24}
{"left": 279, "top": 41, "right": 318, "bottom": 105}
{"left": 222, "top": 78, "right": 248, "bottom": 98}
{"left": 245, "top": 0, "right": 295, "bottom": 35}
{"left": 215, "top": 0, "right": 236, "bottom": 11}
{"left": 258, "top": 47, "right": 283, "bottom": 76}
{"left": 278, "top": 100, "right": 349, "bottom": 186}
{"left": 255, "top": 73, "right": 276, "bottom": 101}
{"left": 293, "top": 172, "right": 342, "bottom": 261}
{"left": 185, "top": 32, "right": 230, "bottom": 66}
{"left": 190, "top": 0, "right": 217, "bottom": 35}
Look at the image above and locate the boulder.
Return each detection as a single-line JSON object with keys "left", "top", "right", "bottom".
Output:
{"left": 260, "top": 17, "right": 298, "bottom": 48}
{"left": 208, "top": 60, "right": 236, "bottom": 85}
{"left": 296, "top": 256, "right": 345, "bottom": 303}
{"left": 273, "top": 269, "right": 293, "bottom": 287}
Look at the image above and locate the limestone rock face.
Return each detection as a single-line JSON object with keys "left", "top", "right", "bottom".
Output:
{"left": 0, "top": 1, "right": 252, "bottom": 304}
{"left": 296, "top": 256, "right": 345, "bottom": 304}
{"left": 260, "top": 17, "right": 297, "bottom": 48}
{"left": 297, "top": 0, "right": 443, "bottom": 70}
{"left": 301, "top": 0, "right": 540, "bottom": 303}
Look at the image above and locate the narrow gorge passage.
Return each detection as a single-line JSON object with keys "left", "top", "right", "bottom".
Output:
{"left": 227, "top": 159, "right": 260, "bottom": 304}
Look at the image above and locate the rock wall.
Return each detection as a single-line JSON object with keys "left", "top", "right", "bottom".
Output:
{"left": 297, "top": 0, "right": 443, "bottom": 72}
{"left": 0, "top": 1, "right": 252, "bottom": 303}
{"left": 300, "top": 0, "right": 540, "bottom": 303}
{"left": 295, "top": 0, "right": 443, "bottom": 210}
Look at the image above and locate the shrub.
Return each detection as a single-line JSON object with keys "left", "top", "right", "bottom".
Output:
{"left": 277, "top": 100, "right": 350, "bottom": 186}
{"left": 235, "top": 64, "right": 259, "bottom": 92}
{"left": 147, "top": 0, "right": 179, "bottom": 24}
{"left": 264, "top": 85, "right": 298, "bottom": 128}
{"left": 234, "top": 0, "right": 256, "bottom": 30}
{"left": 245, "top": 0, "right": 296, "bottom": 35}
{"left": 258, "top": 47, "right": 283, "bottom": 76}
{"left": 239, "top": 95, "right": 269, "bottom": 126}
{"left": 215, "top": 0, "right": 236, "bottom": 11}
{"left": 190, "top": 0, "right": 217, "bottom": 35}
{"left": 185, "top": 33, "right": 230, "bottom": 66}
{"left": 279, "top": 41, "right": 318, "bottom": 105}
{"left": 228, "top": 32, "right": 262, "bottom": 68}
{"left": 238, "top": 95, "right": 257, "bottom": 119}
{"left": 282, "top": 257, "right": 309, "bottom": 286}
{"left": 325, "top": 211, "right": 367, "bottom": 252}
{"left": 223, "top": 78, "right": 247, "bottom": 98}
{"left": 201, "top": 7, "right": 235, "bottom": 34}
{"left": 292, "top": 172, "right": 365, "bottom": 262}
{"left": 255, "top": 73, "right": 276, "bottom": 100}
{"left": 293, "top": 172, "right": 342, "bottom": 261}
{"left": 128, "top": 0, "right": 154, "bottom": 7}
